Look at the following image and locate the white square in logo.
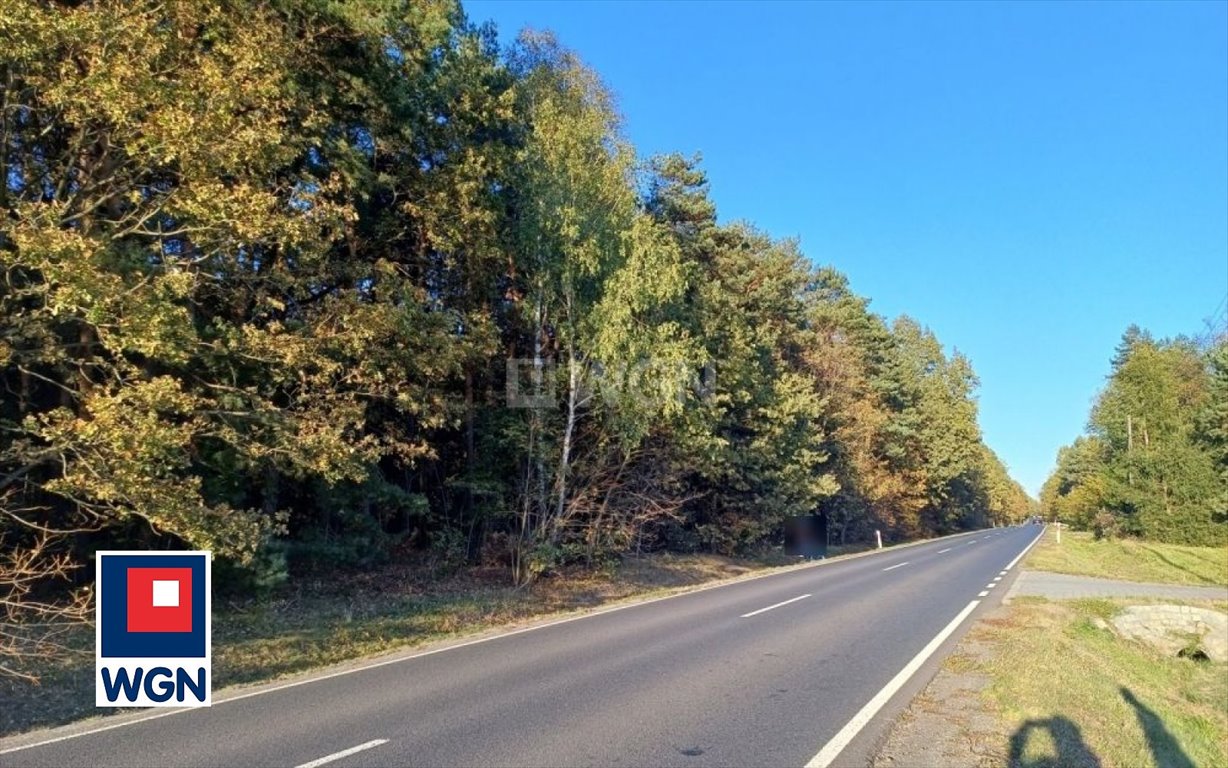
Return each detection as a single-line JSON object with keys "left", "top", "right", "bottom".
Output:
{"left": 152, "top": 580, "right": 179, "bottom": 608}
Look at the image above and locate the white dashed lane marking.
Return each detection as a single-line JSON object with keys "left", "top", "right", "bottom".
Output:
{"left": 295, "top": 740, "right": 388, "bottom": 768}
{"left": 740, "top": 594, "right": 811, "bottom": 619}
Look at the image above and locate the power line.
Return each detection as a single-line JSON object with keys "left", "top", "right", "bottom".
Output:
{"left": 1196, "top": 293, "right": 1228, "bottom": 346}
{"left": 1207, "top": 293, "right": 1227, "bottom": 327}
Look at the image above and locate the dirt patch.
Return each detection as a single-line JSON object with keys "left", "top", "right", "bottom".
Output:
{"left": 872, "top": 610, "right": 1013, "bottom": 768}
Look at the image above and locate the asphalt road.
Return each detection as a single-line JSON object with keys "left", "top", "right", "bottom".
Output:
{"left": 1, "top": 525, "right": 1045, "bottom": 768}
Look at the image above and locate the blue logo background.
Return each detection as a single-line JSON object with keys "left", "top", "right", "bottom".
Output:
{"left": 99, "top": 554, "right": 208, "bottom": 658}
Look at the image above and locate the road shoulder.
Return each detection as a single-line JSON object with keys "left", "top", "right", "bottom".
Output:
{"left": 873, "top": 571, "right": 1228, "bottom": 768}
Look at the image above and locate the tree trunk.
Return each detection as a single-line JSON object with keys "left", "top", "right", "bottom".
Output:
{"left": 553, "top": 332, "right": 578, "bottom": 546}
{"left": 463, "top": 367, "right": 475, "bottom": 519}
{"left": 514, "top": 290, "right": 547, "bottom": 586}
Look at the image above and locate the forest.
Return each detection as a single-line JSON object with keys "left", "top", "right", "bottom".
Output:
{"left": 1041, "top": 326, "right": 1228, "bottom": 547}
{"left": 1, "top": 0, "right": 1034, "bottom": 678}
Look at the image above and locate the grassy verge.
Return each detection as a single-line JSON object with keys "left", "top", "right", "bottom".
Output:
{"left": 2, "top": 549, "right": 810, "bottom": 738}
{"left": 954, "top": 597, "right": 1228, "bottom": 768}
{"left": 1026, "top": 528, "right": 1228, "bottom": 586}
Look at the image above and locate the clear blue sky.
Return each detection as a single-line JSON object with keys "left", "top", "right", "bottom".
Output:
{"left": 467, "top": 0, "right": 1228, "bottom": 496}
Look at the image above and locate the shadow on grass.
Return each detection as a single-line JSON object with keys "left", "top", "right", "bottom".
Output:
{"left": 0, "top": 641, "right": 94, "bottom": 739}
{"left": 1170, "top": 546, "right": 1227, "bottom": 569}
{"left": 1135, "top": 544, "right": 1220, "bottom": 586}
{"left": 0, "top": 593, "right": 517, "bottom": 739}
{"left": 1008, "top": 716, "right": 1101, "bottom": 768}
{"left": 1121, "top": 686, "right": 1196, "bottom": 768}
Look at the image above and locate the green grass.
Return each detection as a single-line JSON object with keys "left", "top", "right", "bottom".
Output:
{"left": 963, "top": 598, "right": 1228, "bottom": 768}
{"left": 1026, "top": 528, "right": 1228, "bottom": 586}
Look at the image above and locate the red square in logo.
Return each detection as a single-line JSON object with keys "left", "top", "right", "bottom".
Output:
{"left": 126, "top": 568, "right": 193, "bottom": 633}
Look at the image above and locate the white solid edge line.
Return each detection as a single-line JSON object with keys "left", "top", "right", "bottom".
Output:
{"left": 804, "top": 600, "right": 981, "bottom": 768}
{"left": 881, "top": 562, "right": 909, "bottom": 572}
{"left": 0, "top": 578, "right": 717, "bottom": 757}
{"left": 295, "top": 739, "right": 388, "bottom": 768}
{"left": 740, "top": 593, "right": 811, "bottom": 618}
{"left": 0, "top": 709, "right": 187, "bottom": 758}
{"left": 1003, "top": 528, "right": 1046, "bottom": 572}
{"left": 1, "top": 527, "right": 992, "bottom": 757}
{"left": 804, "top": 531, "right": 1040, "bottom": 768}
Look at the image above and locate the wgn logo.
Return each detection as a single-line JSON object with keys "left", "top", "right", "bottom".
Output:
{"left": 96, "top": 551, "right": 211, "bottom": 707}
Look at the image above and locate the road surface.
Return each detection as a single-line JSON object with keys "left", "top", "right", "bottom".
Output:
{"left": 0, "top": 525, "right": 1045, "bottom": 768}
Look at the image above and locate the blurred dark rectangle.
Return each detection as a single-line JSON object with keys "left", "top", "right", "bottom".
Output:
{"left": 784, "top": 514, "right": 828, "bottom": 559}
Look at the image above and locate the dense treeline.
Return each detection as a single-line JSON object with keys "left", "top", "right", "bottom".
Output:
{"left": 1041, "top": 327, "right": 1228, "bottom": 546}
{"left": 1, "top": 0, "right": 1029, "bottom": 669}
